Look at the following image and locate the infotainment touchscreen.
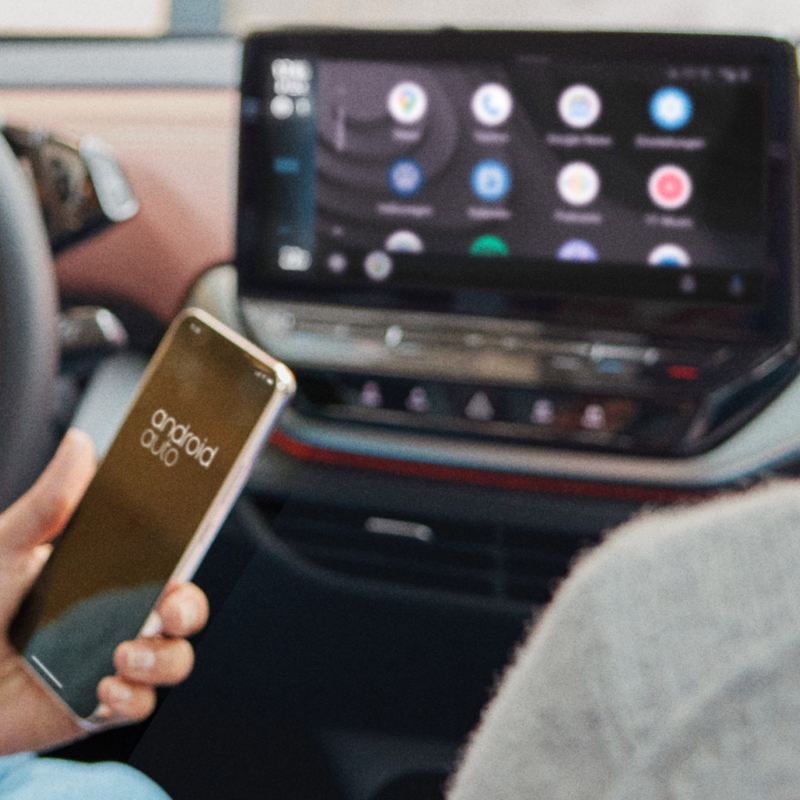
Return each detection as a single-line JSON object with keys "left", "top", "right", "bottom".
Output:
{"left": 238, "top": 31, "right": 798, "bottom": 340}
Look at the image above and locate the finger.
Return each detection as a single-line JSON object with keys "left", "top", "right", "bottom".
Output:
{"left": 96, "top": 676, "right": 156, "bottom": 723}
{"left": 155, "top": 583, "right": 209, "bottom": 638}
{"left": 13, "top": 543, "right": 53, "bottom": 600}
{"left": 113, "top": 637, "right": 195, "bottom": 687}
{"left": 1, "top": 429, "right": 96, "bottom": 550}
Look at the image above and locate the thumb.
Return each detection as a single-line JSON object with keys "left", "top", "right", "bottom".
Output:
{"left": 0, "top": 429, "right": 96, "bottom": 552}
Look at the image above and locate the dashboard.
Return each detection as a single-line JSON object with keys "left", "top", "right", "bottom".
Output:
{"left": 234, "top": 30, "right": 800, "bottom": 477}
{"left": 4, "top": 32, "right": 799, "bottom": 480}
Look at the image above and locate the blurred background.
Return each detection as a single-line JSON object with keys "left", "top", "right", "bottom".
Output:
{"left": 0, "top": 0, "right": 797, "bottom": 38}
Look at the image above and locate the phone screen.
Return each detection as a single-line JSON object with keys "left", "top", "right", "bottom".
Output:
{"left": 11, "top": 313, "right": 284, "bottom": 719}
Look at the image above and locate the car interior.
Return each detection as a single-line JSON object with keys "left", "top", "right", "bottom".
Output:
{"left": 1, "top": 2, "right": 799, "bottom": 798}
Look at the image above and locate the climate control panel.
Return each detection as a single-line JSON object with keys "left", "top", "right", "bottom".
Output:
{"left": 241, "top": 298, "right": 797, "bottom": 456}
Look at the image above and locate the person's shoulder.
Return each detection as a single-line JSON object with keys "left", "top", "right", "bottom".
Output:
{"left": 563, "top": 479, "right": 800, "bottom": 605}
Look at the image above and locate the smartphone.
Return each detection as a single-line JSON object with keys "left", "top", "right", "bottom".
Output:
{"left": 10, "top": 308, "right": 295, "bottom": 729}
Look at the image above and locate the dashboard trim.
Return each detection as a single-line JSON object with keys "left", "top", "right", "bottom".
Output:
{"left": 182, "top": 268, "right": 800, "bottom": 491}
{"left": 71, "top": 334, "right": 800, "bottom": 503}
{"left": 269, "top": 428, "right": 700, "bottom": 503}
{"left": 273, "top": 367, "right": 800, "bottom": 488}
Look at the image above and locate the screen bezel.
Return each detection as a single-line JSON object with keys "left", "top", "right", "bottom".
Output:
{"left": 237, "top": 29, "right": 800, "bottom": 346}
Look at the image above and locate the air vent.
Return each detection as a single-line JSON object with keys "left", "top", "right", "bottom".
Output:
{"left": 501, "top": 527, "right": 594, "bottom": 604}
{"left": 266, "top": 502, "right": 601, "bottom": 605}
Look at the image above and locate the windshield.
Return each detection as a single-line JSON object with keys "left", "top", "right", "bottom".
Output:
{"left": 2, "top": 0, "right": 798, "bottom": 39}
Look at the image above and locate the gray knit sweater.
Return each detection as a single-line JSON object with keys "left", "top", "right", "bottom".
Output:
{"left": 448, "top": 480, "right": 800, "bottom": 799}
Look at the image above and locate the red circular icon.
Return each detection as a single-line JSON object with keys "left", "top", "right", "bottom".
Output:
{"left": 648, "top": 165, "right": 692, "bottom": 211}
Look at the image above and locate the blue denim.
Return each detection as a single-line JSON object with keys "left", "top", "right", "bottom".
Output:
{"left": 0, "top": 753, "right": 169, "bottom": 799}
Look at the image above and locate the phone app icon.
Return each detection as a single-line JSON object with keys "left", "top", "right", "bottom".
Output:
{"left": 469, "top": 235, "right": 509, "bottom": 257}
{"left": 558, "top": 84, "right": 602, "bottom": 129}
{"left": 557, "top": 161, "right": 600, "bottom": 206}
{"left": 648, "top": 243, "right": 691, "bottom": 268}
{"left": 471, "top": 83, "right": 513, "bottom": 127}
{"left": 387, "top": 81, "right": 428, "bottom": 125}
{"left": 385, "top": 230, "right": 424, "bottom": 253}
{"left": 471, "top": 159, "right": 512, "bottom": 203}
{"left": 648, "top": 164, "right": 692, "bottom": 210}
{"left": 364, "top": 250, "right": 393, "bottom": 281}
{"left": 388, "top": 158, "right": 425, "bottom": 197}
{"left": 557, "top": 239, "right": 599, "bottom": 262}
{"left": 650, "top": 86, "right": 693, "bottom": 131}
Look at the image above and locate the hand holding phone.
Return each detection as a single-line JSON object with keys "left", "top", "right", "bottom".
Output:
{"left": 8, "top": 309, "right": 294, "bottom": 735}
{"left": 0, "top": 430, "right": 96, "bottom": 754}
{"left": 0, "top": 431, "right": 210, "bottom": 754}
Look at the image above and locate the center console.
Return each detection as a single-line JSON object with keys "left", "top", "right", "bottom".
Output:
{"left": 237, "top": 30, "right": 800, "bottom": 458}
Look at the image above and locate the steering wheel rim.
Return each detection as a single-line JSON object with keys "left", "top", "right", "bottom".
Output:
{"left": 0, "top": 134, "right": 59, "bottom": 508}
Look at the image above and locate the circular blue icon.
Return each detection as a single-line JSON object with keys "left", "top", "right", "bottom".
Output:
{"left": 647, "top": 243, "right": 690, "bottom": 268}
{"left": 650, "top": 87, "right": 693, "bottom": 131}
{"left": 388, "top": 158, "right": 425, "bottom": 197}
{"left": 557, "top": 239, "right": 598, "bottom": 262}
{"left": 470, "top": 159, "right": 512, "bottom": 203}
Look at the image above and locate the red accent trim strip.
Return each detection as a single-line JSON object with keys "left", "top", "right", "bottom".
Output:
{"left": 666, "top": 365, "right": 701, "bottom": 381}
{"left": 270, "top": 430, "right": 704, "bottom": 504}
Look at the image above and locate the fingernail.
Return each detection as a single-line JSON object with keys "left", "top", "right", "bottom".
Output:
{"left": 30, "top": 544, "right": 52, "bottom": 571}
{"left": 34, "top": 430, "right": 95, "bottom": 518}
{"left": 178, "top": 601, "right": 198, "bottom": 630}
{"left": 107, "top": 682, "right": 133, "bottom": 703}
{"left": 53, "top": 429, "right": 92, "bottom": 471}
{"left": 95, "top": 703, "right": 113, "bottom": 720}
{"left": 64, "top": 427, "right": 93, "bottom": 453}
{"left": 124, "top": 646, "right": 156, "bottom": 671}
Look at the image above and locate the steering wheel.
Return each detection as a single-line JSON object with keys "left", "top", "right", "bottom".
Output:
{"left": 0, "top": 134, "right": 59, "bottom": 509}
